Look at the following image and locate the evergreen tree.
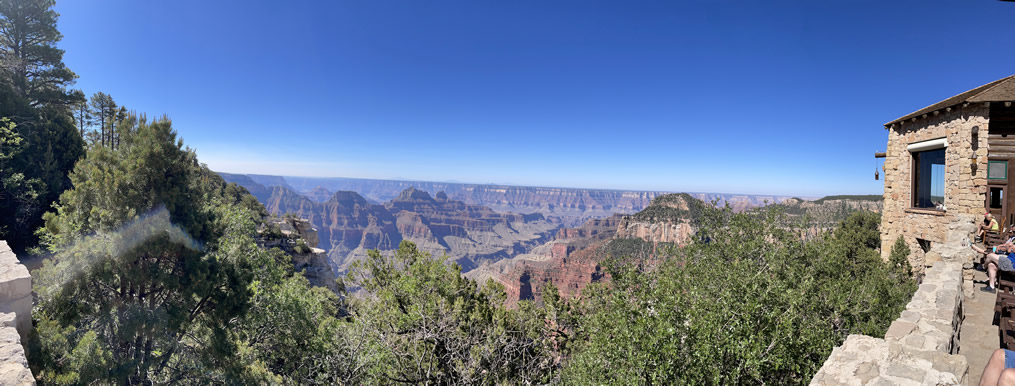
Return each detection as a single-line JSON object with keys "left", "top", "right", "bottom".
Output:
{"left": 30, "top": 115, "right": 354, "bottom": 384}
{"left": 0, "top": 117, "right": 43, "bottom": 243}
{"left": 88, "top": 92, "right": 114, "bottom": 147}
{"left": 0, "top": 0, "right": 80, "bottom": 110}
{"left": 70, "top": 97, "right": 90, "bottom": 138}
{"left": 347, "top": 241, "right": 558, "bottom": 384}
{"left": 0, "top": 0, "right": 83, "bottom": 251}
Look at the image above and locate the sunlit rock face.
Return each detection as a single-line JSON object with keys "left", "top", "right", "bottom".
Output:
{"left": 272, "top": 218, "right": 340, "bottom": 293}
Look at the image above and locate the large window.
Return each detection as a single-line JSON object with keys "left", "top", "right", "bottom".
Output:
{"left": 913, "top": 148, "right": 946, "bottom": 209}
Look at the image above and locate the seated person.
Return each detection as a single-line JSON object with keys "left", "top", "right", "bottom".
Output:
{"left": 979, "top": 348, "right": 1015, "bottom": 386}
{"left": 981, "top": 213, "right": 1001, "bottom": 241}
{"left": 971, "top": 241, "right": 1015, "bottom": 292}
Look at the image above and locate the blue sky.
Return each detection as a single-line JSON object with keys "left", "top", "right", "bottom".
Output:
{"left": 53, "top": 0, "right": 1015, "bottom": 197}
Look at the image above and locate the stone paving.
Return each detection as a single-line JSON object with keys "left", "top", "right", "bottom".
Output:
{"left": 960, "top": 269, "right": 999, "bottom": 386}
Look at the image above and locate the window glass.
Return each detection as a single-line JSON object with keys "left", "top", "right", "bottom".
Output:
{"left": 989, "top": 161, "right": 1008, "bottom": 180}
{"left": 991, "top": 187, "right": 1004, "bottom": 209}
{"left": 913, "top": 148, "right": 946, "bottom": 209}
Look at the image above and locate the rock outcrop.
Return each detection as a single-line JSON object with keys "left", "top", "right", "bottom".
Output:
{"left": 614, "top": 193, "right": 702, "bottom": 245}
{"left": 261, "top": 218, "right": 340, "bottom": 293}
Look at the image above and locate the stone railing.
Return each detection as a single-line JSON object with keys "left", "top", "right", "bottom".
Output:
{"left": 0, "top": 241, "right": 34, "bottom": 385}
{"left": 810, "top": 261, "right": 968, "bottom": 385}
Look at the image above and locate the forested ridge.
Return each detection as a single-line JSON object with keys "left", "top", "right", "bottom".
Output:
{"left": 1, "top": 1, "right": 917, "bottom": 384}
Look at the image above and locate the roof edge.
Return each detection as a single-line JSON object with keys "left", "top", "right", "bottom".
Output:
{"left": 884, "top": 74, "right": 1015, "bottom": 128}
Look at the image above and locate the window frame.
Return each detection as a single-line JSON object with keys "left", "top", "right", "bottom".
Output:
{"left": 909, "top": 141, "right": 947, "bottom": 212}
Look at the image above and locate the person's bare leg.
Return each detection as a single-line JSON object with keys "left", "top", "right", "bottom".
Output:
{"left": 983, "top": 254, "right": 1002, "bottom": 288}
{"left": 980, "top": 349, "right": 1006, "bottom": 386}
{"left": 998, "top": 368, "right": 1015, "bottom": 385}
{"left": 974, "top": 244, "right": 988, "bottom": 254}
{"left": 990, "top": 263, "right": 999, "bottom": 288}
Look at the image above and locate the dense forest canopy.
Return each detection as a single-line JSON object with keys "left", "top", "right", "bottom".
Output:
{"left": 0, "top": 1, "right": 917, "bottom": 384}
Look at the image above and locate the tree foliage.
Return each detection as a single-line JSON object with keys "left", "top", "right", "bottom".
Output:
{"left": 0, "top": 0, "right": 83, "bottom": 251}
{"left": 29, "top": 116, "right": 347, "bottom": 384}
{"left": 0, "top": 0, "right": 79, "bottom": 109}
{"left": 347, "top": 240, "right": 559, "bottom": 384}
{"left": 559, "top": 207, "right": 914, "bottom": 385}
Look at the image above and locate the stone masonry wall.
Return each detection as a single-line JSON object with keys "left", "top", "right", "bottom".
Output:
{"left": 881, "top": 105, "right": 990, "bottom": 270}
{"left": 0, "top": 241, "right": 34, "bottom": 385}
{"left": 810, "top": 261, "right": 968, "bottom": 385}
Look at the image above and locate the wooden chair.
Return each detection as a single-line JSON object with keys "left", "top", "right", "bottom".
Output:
{"left": 996, "top": 245, "right": 1015, "bottom": 348}
{"left": 999, "top": 276, "right": 1015, "bottom": 348}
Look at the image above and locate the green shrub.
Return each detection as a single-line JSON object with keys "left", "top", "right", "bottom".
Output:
{"left": 559, "top": 207, "right": 915, "bottom": 384}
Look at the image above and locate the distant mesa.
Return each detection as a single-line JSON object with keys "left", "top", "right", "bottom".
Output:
{"left": 394, "top": 186, "right": 435, "bottom": 202}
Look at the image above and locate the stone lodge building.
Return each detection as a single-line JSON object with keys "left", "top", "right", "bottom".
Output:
{"left": 880, "top": 74, "right": 1015, "bottom": 269}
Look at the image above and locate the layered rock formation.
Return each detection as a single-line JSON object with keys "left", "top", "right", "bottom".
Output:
{"left": 258, "top": 186, "right": 561, "bottom": 273}
{"left": 466, "top": 215, "right": 623, "bottom": 306}
{"left": 220, "top": 173, "right": 801, "bottom": 228}
{"left": 473, "top": 193, "right": 885, "bottom": 306}
{"left": 757, "top": 195, "right": 884, "bottom": 240}
{"left": 614, "top": 193, "right": 703, "bottom": 245}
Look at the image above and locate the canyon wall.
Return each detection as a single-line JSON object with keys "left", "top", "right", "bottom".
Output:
{"left": 223, "top": 173, "right": 798, "bottom": 227}
{"left": 472, "top": 193, "right": 885, "bottom": 306}
{"left": 258, "top": 185, "right": 561, "bottom": 274}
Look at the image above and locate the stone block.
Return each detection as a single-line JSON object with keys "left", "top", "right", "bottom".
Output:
{"left": 885, "top": 362, "right": 926, "bottom": 382}
{"left": 899, "top": 310, "right": 921, "bottom": 323}
{"left": 854, "top": 361, "right": 880, "bottom": 384}
{"left": 885, "top": 320, "right": 917, "bottom": 341}
{"left": 0, "top": 363, "right": 33, "bottom": 386}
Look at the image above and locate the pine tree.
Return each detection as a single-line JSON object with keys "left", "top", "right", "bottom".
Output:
{"left": 88, "top": 92, "right": 114, "bottom": 147}
{"left": 70, "top": 98, "right": 91, "bottom": 138}
{"left": 0, "top": 0, "right": 80, "bottom": 110}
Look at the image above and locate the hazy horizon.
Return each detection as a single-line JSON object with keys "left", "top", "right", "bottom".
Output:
{"left": 220, "top": 170, "right": 839, "bottom": 199}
